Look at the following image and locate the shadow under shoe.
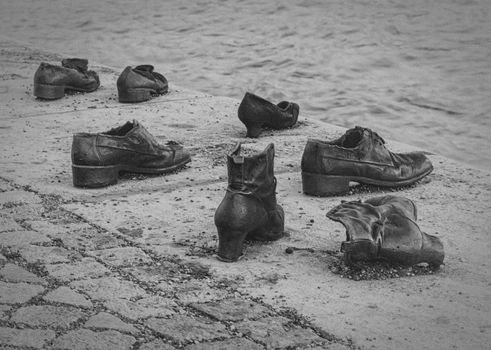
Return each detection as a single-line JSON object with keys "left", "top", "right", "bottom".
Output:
{"left": 214, "top": 143, "right": 285, "bottom": 262}
{"left": 327, "top": 195, "right": 444, "bottom": 267}
{"left": 71, "top": 120, "right": 190, "bottom": 188}
{"left": 117, "top": 65, "right": 168, "bottom": 103}
{"left": 238, "top": 92, "right": 299, "bottom": 138}
{"left": 33, "top": 58, "right": 100, "bottom": 100}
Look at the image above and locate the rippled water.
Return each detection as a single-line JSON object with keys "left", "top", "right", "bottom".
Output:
{"left": 2, "top": 0, "right": 491, "bottom": 170}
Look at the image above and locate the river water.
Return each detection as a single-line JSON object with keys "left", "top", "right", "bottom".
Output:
{"left": 2, "top": 0, "right": 490, "bottom": 170}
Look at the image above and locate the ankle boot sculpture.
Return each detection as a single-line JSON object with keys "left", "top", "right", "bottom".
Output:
{"left": 214, "top": 143, "right": 285, "bottom": 262}
{"left": 327, "top": 195, "right": 444, "bottom": 267}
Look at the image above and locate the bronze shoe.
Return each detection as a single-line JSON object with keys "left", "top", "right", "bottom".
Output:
{"left": 214, "top": 143, "right": 285, "bottom": 262}
{"left": 117, "top": 65, "right": 168, "bottom": 103}
{"left": 71, "top": 120, "right": 190, "bottom": 188}
{"left": 327, "top": 195, "right": 444, "bottom": 267}
{"left": 238, "top": 92, "right": 299, "bottom": 138}
{"left": 33, "top": 58, "right": 100, "bottom": 100}
{"left": 301, "top": 126, "right": 433, "bottom": 196}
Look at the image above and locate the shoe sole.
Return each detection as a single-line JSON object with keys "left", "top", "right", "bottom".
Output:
{"left": 118, "top": 87, "right": 168, "bottom": 103}
{"left": 302, "top": 166, "right": 434, "bottom": 196}
{"left": 72, "top": 157, "right": 191, "bottom": 188}
{"left": 34, "top": 83, "right": 96, "bottom": 100}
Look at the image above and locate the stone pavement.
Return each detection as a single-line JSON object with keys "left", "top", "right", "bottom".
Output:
{"left": 0, "top": 38, "right": 490, "bottom": 350}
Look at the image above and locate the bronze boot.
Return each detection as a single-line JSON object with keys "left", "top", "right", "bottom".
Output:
{"left": 214, "top": 143, "right": 285, "bottom": 262}
{"left": 327, "top": 195, "right": 444, "bottom": 267}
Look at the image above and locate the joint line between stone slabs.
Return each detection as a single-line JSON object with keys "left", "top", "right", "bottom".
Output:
{"left": 4, "top": 96, "right": 214, "bottom": 120}
{"left": 69, "top": 168, "right": 299, "bottom": 203}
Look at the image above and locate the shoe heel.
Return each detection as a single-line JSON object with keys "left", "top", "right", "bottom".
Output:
{"left": 34, "top": 83, "right": 65, "bottom": 100}
{"left": 216, "top": 227, "right": 248, "bottom": 262}
{"left": 302, "top": 172, "right": 350, "bottom": 196}
{"left": 245, "top": 123, "right": 263, "bottom": 138}
{"left": 118, "top": 88, "right": 152, "bottom": 103}
{"left": 72, "top": 164, "right": 120, "bottom": 188}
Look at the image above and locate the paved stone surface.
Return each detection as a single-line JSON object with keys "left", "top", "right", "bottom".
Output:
{"left": 183, "top": 338, "right": 264, "bottom": 350}
{"left": 0, "top": 262, "right": 46, "bottom": 284}
{"left": 0, "top": 230, "right": 51, "bottom": 247}
{"left": 0, "top": 304, "right": 11, "bottom": 320}
{"left": 105, "top": 296, "right": 177, "bottom": 321}
{"left": 85, "top": 312, "right": 139, "bottom": 335}
{"left": 43, "top": 286, "right": 93, "bottom": 308}
{"left": 138, "top": 339, "right": 177, "bottom": 350}
{"left": 235, "top": 316, "right": 326, "bottom": 349}
{"left": 146, "top": 314, "right": 230, "bottom": 343}
{"left": 0, "top": 281, "right": 44, "bottom": 304}
{"left": 19, "top": 244, "right": 80, "bottom": 263}
{"left": 88, "top": 246, "right": 153, "bottom": 267}
{"left": 0, "top": 190, "right": 42, "bottom": 206}
{"left": 190, "top": 298, "right": 270, "bottom": 321}
{"left": 0, "top": 327, "right": 56, "bottom": 348}
{"left": 0, "top": 215, "right": 22, "bottom": 232}
{"left": 52, "top": 329, "right": 136, "bottom": 350}
{"left": 70, "top": 276, "right": 148, "bottom": 301}
{"left": 10, "top": 305, "right": 86, "bottom": 329}
{"left": 157, "top": 279, "right": 230, "bottom": 304}
{"left": 45, "top": 258, "right": 111, "bottom": 281}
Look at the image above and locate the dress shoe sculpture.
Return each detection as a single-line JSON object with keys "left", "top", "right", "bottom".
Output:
{"left": 301, "top": 126, "right": 433, "bottom": 196}
{"left": 214, "top": 143, "right": 285, "bottom": 261}
{"left": 327, "top": 195, "right": 444, "bottom": 267}
{"left": 33, "top": 58, "right": 100, "bottom": 99}
{"left": 71, "top": 120, "right": 190, "bottom": 188}
{"left": 238, "top": 92, "right": 299, "bottom": 138}
{"left": 117, "top": 65, "right": 168, "bottom": 103}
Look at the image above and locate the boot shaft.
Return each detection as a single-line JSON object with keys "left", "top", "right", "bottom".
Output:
{"left": 227, "top": 143, "right": 275, "bottom": 197}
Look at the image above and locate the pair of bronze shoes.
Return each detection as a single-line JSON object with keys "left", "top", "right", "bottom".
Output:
{"left": 34, "top": 58, "right": 168, "bottom": 103}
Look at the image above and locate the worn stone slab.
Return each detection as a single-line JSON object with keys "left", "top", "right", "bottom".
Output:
{"left": 43, "top": 286, "right": 93, "bottom": 308}
{"left": 0, "top": 190, "right": 42, "bottom": 206}
{"left": 0, "top": 263, "right": 45, "bottom": 284}
{"left": 183, "top": 338, "right": 264, "bottom": 350}
{"left": 85, "top": 312, "right": 139, "bottom": 335}
{"left": 0, "top": 204, "right": 45, "bottom": 220}
{"left": 87, "top": 247, "right": 153, "bottom": 267}
{"left": 145, "top": 314, "right": 230, "bottom": 343}
{"left": 0, "top": 304, "right": 11, "bottom": 320}
{"left": 10, "top": 305, "right": 86, "bottom": 329}
{"left": 235, "top": 316, "right": 325, "bottom": 349}
{"left": 138, "top": 339, "right": 177, "bottom": 350}
{"left": 190, "top": 298, "right": 270, "bottom": 321}
{"left": 157, "top": 279, "right": 230, "bottom": 304}
{"left": 70, "top": 276, "right": 147, "bottom": 301}
{"left": 45, "top": 258, "right": 110, "bottom": 281}
{"left": 18, "top": 244, "right": 80, "bottom": 263}
{"left": 105, "top": 296, "right": 176, "bottom": 321}
{"left": 0, "top": 281, "right": 44, "bottom": 304}
{"left": 52, "top": 329, "right": 136, "bottom": 350}
{"left": 0, "top": 327, "right": 55, "bottom": 348}
{"left": 0, "top": 230, "right": 51, "bottom": 247}
{"left": 0, "top": 179, "right": 15, "bottom": 192}
{"left": 0, "top": 215, "right": 22, "bottom": 232}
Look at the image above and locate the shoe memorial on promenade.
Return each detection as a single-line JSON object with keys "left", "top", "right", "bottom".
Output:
{"left": 238, "top": 92, "right": 299, "bottom": 138}
{"left": 214, "top": 143, "right": 285, "bottom": 262}
{"left": 301, "top": 126, "right": 434, "bottom": 196}
{"left": 327, "top": 195, "right": 444, "bottom": 267}
{"left": 117, "top": 65, "right": 169, "bottom": 103}
{"left": 71, "top": 120, "right": 191, "bottom": 188}
{"left": 33, "top": 58, "right": 100, "bottom": 100}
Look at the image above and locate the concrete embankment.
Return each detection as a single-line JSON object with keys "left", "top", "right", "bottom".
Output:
{"left": 0, "top": 39, "right": 490, "bottom": 350}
